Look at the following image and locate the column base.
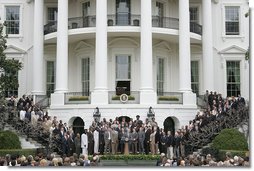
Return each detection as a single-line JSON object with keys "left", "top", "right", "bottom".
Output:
{"left": 140, "top": 90, "right": 157, "bottom": 105}
{"left": 51, "top": 93, "right": 65, "bottom": 106}
{"left": 182, "top": 92, "right": 196, "bottom": 106}
{"left": 91, "top": 91, "right": 108, "bottom": 105}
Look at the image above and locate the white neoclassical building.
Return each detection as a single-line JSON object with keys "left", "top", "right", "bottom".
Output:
{"left": 0, "top": 0, "right": 250, "bottom": 131}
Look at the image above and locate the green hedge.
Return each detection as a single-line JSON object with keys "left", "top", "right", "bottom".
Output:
{"left": 111, "top": 95, "right": 135, "bottom": 101}
{"left": 0, "top": 130, "right": 21, "bottom": 149}
{"left": 158, "top": 96, "right": 179, "bottom": 101}
{"left": 211, "top": 128, "right": 248, "bottom": 151}
{"left": 69, "top": 96, "right": 89, "bottom": 101}
{"left": 0, "top": 149, "right": 37, "bottom": 157}
{"left": 97, "top": 154, "right": 160, "bottom": 160}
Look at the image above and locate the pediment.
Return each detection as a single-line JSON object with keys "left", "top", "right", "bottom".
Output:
{"left": 75, "top": 41, "right": 93, "bottom": 51}
{"left": 219, "top": 45, "right": 247, "bottom": 54}
{"left": 153, "top": 41, "right": 172, "bottom": 52}
{"left": 108, "top": 37, "right": 139, "bottom": 48}
{"left": 44, "top": 44, "right": 56, "bottom": 52}
{"left": 191, "top": 44, "right": 202, "bottom": 53}
{"left": 4, "top": 45, "right": 26, "bottom": 54}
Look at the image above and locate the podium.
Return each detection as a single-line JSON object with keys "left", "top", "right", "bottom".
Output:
{"left": 124, "top": 140, "right": 129, "bottom": 155}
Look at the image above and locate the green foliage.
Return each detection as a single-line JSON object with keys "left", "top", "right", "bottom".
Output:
{"left": 0, "top": 130, "right": 21, "bottom": 149}
{"left": 158, "top": 96, "right": 179, "bottom": 101}
{"left": 211, "top": 128, "right": 248, "bottom": 151}
{"left": 97, "top": 154, "right": 160, "bottom": 160}
{"left": 111, "top": 95, "right": 135, "bottom": 100}
{"left": 0, "top": 149, "right": 37, "bottom": 157}
{"left": 69, "top": 96, "right": 89, "bottom": 101}
{"left": 0, "top": 23, "right": 22, "bottom": 97}
{"left": 201, "top": 146, "right": 219, "bottom": 159}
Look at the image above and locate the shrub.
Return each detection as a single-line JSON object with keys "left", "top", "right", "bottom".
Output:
{"left": 111, "top": 95, "right": 135, "bottom": 101}
{"left": 0, "top": 130, "right": 21, "bottom": 149}
{"left": 211, "top": 128, "right": 248, "bottom": 151}
{"left": 201, "top": 146, "right": 219, "bottom": 159}
{"left": 98, "top": 154, "right": 160, "bottom": 160}
{"left": 69, "top": 96, "right": 89, "bottom": 101}
{"left": 158, "top": 96, "right": 179, "bottom": 101}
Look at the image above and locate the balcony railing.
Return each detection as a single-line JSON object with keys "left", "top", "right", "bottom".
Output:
{"left": 107, "top": 14, "right": 141, "bottom": 26}
{"left": 157, "top": 92, "right": 183, "bottom": 104}
{"left": 190, "top": 22, "right": 202, "bottom": 35}
{"left": 44, "top": 15, "right": 202, "bottom": 35}
{"left": 152, "top": 16, "right": 179, "bottom": 30}
{"left": 108, "top": 91, "right": 140, "bottom": 104}
{"left": 64, "top": 92, "right": 91, "bottom": 104}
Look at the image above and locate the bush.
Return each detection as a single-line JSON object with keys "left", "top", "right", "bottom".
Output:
{"left": 98, "top": 154, "right": 160, "bottom": 160}
{"left": 111, "top": 95, "right": 135, "bottom": 101}
{"left": 201, "top": 146, "right": 219, "bottom": 159}
{"left": 69, "top": 96, "right": 89, "bottom": 101}
{"left": 158, "top": 96, "right": 179, "bottom": 101}
{"left": 0, "top": 130, "right": 21, "bottom": 149}
{"left": 0, "top": 149, "right": 37, "bottom": 158}
{"left": 211, "top": 128, "right": 248, "bottom": 151}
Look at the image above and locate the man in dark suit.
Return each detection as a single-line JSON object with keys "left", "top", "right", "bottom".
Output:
{"left": 67, "top": 134, "right": 75, "bottom": 157}
{"left": 138, "top": 127, "right": 145, "bottom": 154}
{"left": 87, "top": 128, "right": 94, "bottom": 155}
{"left": 144, "top": 126, "right": 151, "bottom": 155}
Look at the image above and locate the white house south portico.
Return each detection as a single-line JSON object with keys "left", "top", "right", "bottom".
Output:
{"left": 2, "top": 0, "right": 249, "bottom": 130}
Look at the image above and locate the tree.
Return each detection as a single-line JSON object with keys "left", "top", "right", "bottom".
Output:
{"left": 0, "top": 23, "right": 22, "bottom": 98}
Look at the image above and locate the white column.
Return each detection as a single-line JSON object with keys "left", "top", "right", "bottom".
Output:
{"left": 202, "top": 0, "right": 214, "bottom": 92}
{"left": 179, "top": 0, "right": 196, "bottom": 106}
{"left": 91, "top": 0, "right": 108, "bottom": 104}
{"left": 32, "top": 0, "right": 44, "bottom": 95}
{"left": 55, "top": 0, "right": 68, "bottom": 93}
{"left": 140, "top": 0, "right": 156, "bottom": 104}
{"left": 179, "top": 0, "right": 191, "bottom": 92}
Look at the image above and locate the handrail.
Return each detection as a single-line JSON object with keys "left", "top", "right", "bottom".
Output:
{"left": 44, "top": 15, "right": 202, "bottom": 35}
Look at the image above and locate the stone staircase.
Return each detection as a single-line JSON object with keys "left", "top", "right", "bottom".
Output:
{"left": 3, "top": 123, "right": 43, "bottom": 149}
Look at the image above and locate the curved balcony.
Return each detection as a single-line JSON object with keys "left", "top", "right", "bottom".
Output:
{"left": 44, "top": 15, "right": 202, "bottom": 35}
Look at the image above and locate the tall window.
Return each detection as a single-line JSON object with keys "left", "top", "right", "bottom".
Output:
{"left": 4, "top": 64, "right": 18, "bottom": 97}
{"left": 82, "top": 1, "right": 90, "bottom": 27}
{"left": 47, "top": 7, "right": 58, "bottom": 23}
{"left": 190, "top": 7, "right": 199, "bottom": 33}
{"left": 227, "top": 61, "right": 240, "bottom": 97}
{"left": 191, "top": 61, "right": 199, "bottom": 95}
{"left": 157, "top": 58, "right": 164, "bottom": 96}
{"left": 190, "top": 7, "right": 199, "bottom": 23}
{"left": 81, "top": 58, "right": 90, "bottom": 96}
{"left": 155, "top": 1, "right": 164, "bottom": 27}
{"left": 5, "top": 6, "right": 20, "bottom": 34}
{"left": 46, "top": 61, "right": 55, "bottom": 97}
{"left": 116, "top": 55, "right": 131, "bottom": 95}
{"left": 225, "top": 6, "right": 239, "bottom": 35}
{"left": 116, "top": 0, "right": 131, "bottom": 26}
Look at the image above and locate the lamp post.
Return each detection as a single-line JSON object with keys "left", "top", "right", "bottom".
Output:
{"left": 93, "top": 107, "right": 101, "bottom": 123}
{"left": 147, "top": 106, "right": 155, "bottom": 122}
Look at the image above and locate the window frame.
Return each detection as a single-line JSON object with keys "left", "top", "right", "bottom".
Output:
{"left": 3, "top": 4, "right": 23, "bottom": 38}
{"left": 46, "top": 60, "right": 56, "bottom": 97}
{"left": 226, "top": 60, "right": 241, "bottom": 97}
{"left": 81, "top": 57, "right": 90, "bottom": 96}
{"left": 222, "top": 3, "right": 243, "bottom": 38}
{"left": 191, "top": 60, "right": 199, "bottom": 96}
{"left": 225, "top": 6, "right": 240, "bottom": 36}
{"left": 157, "top": 57, "right": 165, "bottom": 96}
